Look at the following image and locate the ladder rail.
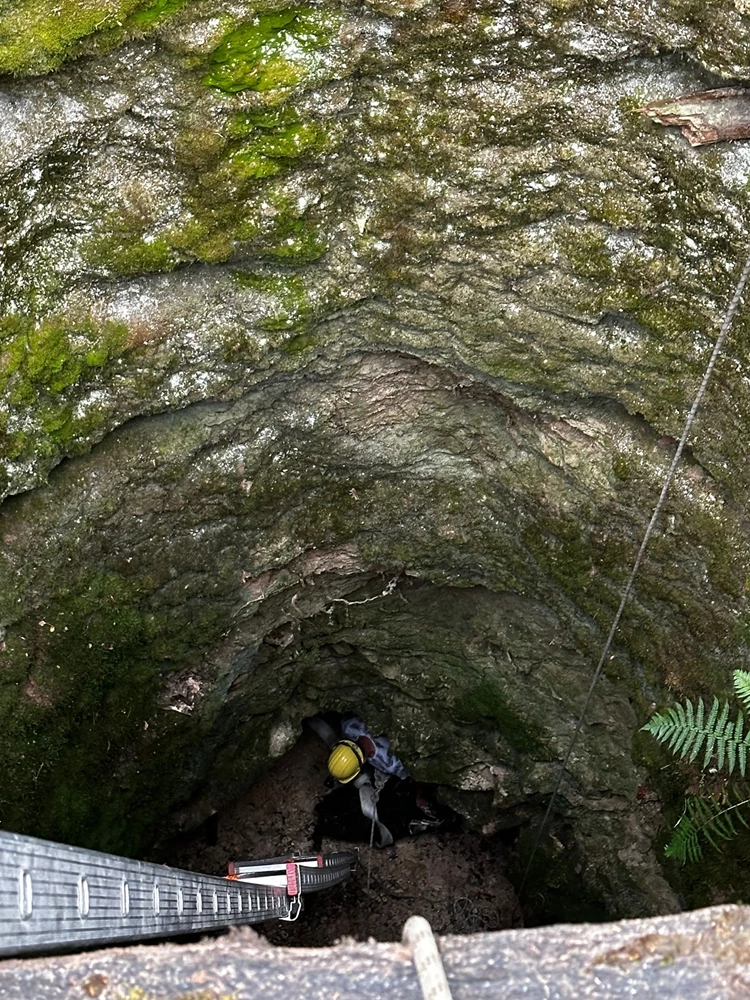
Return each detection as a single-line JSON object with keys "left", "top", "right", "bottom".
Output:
{"left": 229, "top": 852, "right": 357, "bottom": 895}
{"left": 0, "top": 830, "right": 355, "bottom": 956}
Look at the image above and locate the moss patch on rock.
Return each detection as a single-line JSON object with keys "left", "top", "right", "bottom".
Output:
{"left": 125, "top": 0, "right": 190, "bottom": 31}
{"left": 0, "top": 314, "right": 126, "bottom": 402}
{"left": 456, "top": 678, "right": 547, "bottom": 756}
{"left": 232, "top": 270, "right": 314, "bottom": 329}
{"left": 0, "top": 314, "right": 129, "bottom": 485}
{"left": 0, "top": 0, "right": 148, "bottom": 74}
{"left": 226, "top": 106, "right": 330, "bottom": 180}
{"left": 79, "top": 8, "right": 340, "bottom": 278}
{"left": 203, "top": 8, "right": 340, "bottom": 95}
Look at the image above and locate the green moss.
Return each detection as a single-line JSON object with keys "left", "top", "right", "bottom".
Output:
{"left": 181, "top": 111, "right": 330, "bottom": 260}
{"left": 233, "top": 270, "right": 313, "bottom": 329}
{"left": 0, "top": 570, "right": 152, "bottom": 847}
{"left": 522, "top": 511, "right": 601, "bottom": 600}
{"left": 171, "top": 217, "right": 235, "bottom": 264}
{"left": 34, "top": 398, "right": 120, "bottom": 454}
{"left": 260, "top": 214, "right": 327, "bottom": 262}
{"left": 83, "top": 212, "right": 238, "bottom": 275}
{"left": 228, "top": 112, "right": 329, "bottom": 180}
{"left": 560, "top": 225, "right": 698, "bottom": 340}
{"left": 0, "top": 314, "right": 128, "bottom": 404}
{"left": 86, "top": 193, "right": 327, "bottom": 276}
{"left": 84, "top": 106, "right": 330, "bottom": 277}
{"left": 174, "top": 127, "right": 228, "bottom": 169}
{"left": 0, "top": 0, "right": 149, "bottom": 75}
{"left": 218, "top": 181, "right": 327, "bottom": 261}
{"left": 282, "top": 331, "right": 319, "bottom": 352}
{"left": 84, "top": 232, "right": 176, "bottom": 275}
{"left": 0, "top": 314, "right": 129, "bottom": 467}
{"left": 203, "top": 9, "right": 338, "bottom": 96}
{"left": 0, "top": 0, "right": 196, "bottom": 74}
{"left": 67, "top": 6, "right": 339, "bottom": 283}
{"left": 611, "top": 452, "right": 633, "bottom": 481}
{"left": 125, "top": 0, "right": 188, "bottom": 30}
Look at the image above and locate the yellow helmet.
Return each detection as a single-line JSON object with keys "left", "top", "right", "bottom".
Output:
{"left": 327, "top": 740, "right": 365, "bottom": 783}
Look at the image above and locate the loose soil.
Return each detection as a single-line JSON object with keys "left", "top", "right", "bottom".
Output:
{"left": 169, "top": 729, "right": 522, "bottom": 945}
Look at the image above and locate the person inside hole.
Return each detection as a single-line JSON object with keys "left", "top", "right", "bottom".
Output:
{"left": 307, "top": 714, "right": 457, "bottom": 847}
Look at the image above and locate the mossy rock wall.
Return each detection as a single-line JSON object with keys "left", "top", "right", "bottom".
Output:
{"left": 2, "top": 0, "right": 750, "bottom": 918}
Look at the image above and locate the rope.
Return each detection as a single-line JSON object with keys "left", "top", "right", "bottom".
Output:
{"left": 520, "top": 246, "right": 750, "bottom": 894}
{"left": 402, "top": 915, "right": 454, "bottom": 1000}
{"left": 366, "top": 812, "right": 376, "bottom": 892}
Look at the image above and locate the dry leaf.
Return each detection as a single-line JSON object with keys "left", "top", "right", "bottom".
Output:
{"left": 640, "top": 88, "right": 750, "bottom": 146}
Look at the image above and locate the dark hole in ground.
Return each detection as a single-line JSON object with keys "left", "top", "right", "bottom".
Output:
{"left": 167, "top": 725, "right": 523, "bottom": 944}
{"left": 312, "top": 774, "right": 461, "bottom": 848}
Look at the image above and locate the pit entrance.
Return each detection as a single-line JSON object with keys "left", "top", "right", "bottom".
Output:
{"left": 168, "top": 725, "right": 521, "bottom": 945}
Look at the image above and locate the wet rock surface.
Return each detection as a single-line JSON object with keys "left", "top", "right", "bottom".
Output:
{"left": 2, "top": 0, "right": 750, "bottom": 921}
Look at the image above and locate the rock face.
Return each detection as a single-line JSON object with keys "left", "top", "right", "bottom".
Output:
{"left": 2, "top": 0, "right": 750, "bottom": 918}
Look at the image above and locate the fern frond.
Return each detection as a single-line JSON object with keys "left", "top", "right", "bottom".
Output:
{"left": 703, "top": 696, "right": 720, "bottom": 768}
{"left": 666, "top": 792, "right": 750, "bottom": 863}
{"left": 642, "top": 698, "right": 750, "bottom": 775}
{"left": 734, "top": 670, "right": 750, "bottom": 715}
{"left": 665, "top": 796, "right": 712, "bottom": 863}
{"left": 716, "top": 700, "right": 730, "bottom": 771}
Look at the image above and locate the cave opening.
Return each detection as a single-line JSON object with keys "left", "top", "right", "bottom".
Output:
{"left": 163, "top": 719, "right": 527, "bottom": 945}
{"left": 159, "top": 709, "right": 615, "bottom": 945}
{"left": 144, "top": 575, "right": 630, "bottom": 943}
{"left": 0, "top": 560, "right": 641, "bottom": 941}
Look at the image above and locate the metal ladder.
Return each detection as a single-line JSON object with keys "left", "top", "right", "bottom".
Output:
{"left": 0, "top": 830, "right": 356, "bottom": 957}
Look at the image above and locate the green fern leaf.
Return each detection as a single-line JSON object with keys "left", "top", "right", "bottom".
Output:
{"left": 688, "top": 698, "right": 705, "bottom": 762}
{"left": 665, "top": 799, "right": 702, "bottom": 862}
{"left": 642, "top": 697, "right": 744, "bottom": 774}
{"left": 716, "top": 701, "right": 731, "bottom": 771}
{"left": 667, "top": 703, "right": 687, "bottom": 754}
{"left": 703, "top": 697, "right": 720, "bottom": 767}
{"left": 736, "top": 720, "right": 745, "bottom": 766}
{"left": 728, "top": 720, "right": 738, "bottom": 775}
{"left": 686, "top": 699, "right": 694, "bottom": 730}
{"left": 666, "top": 792, "right": 750, "bottom": 863}
{"left": 734, "top": 670, "right": 750, "bottom": 715}
{"left": 683, "top": 700, "right": 698, "bottom": 758}
{"left": 714, "top": 807, "right": 739, "bottom": 843}
{"left": 707, "top": 695, "right": 719, "bottom": 730}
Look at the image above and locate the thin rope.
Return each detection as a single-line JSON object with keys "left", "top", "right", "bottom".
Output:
{"left": 520, "top": 247, "right": 750, "bottom": 895}
{"left": 366, "top": 811, "right": 376, "bottom": 892}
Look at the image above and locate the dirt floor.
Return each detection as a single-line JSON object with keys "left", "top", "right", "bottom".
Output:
{"left": 169, "top": 729, "right": 522, "bottom": 946}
